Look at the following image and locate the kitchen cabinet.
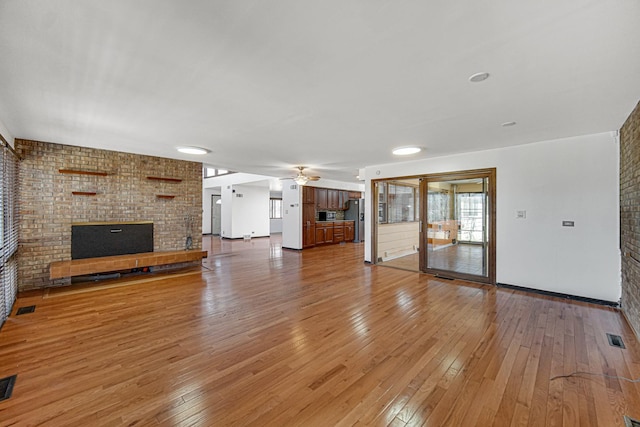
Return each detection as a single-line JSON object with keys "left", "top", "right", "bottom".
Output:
{"left": 344, "top": 221, "right": 355, "bottom": 241}
{"left": 339, "top": 191, "right": 350, "bottom": 209}
{"left": 333, "top": 222, "right": 344, "bottom": 243}
{"left": 328, "top": 189, "right": 339, "bottom": 210}
{"left": 302, "top": 203, "right": 315, "bottom": 248}
{"left": 313, "top": 221, "right": 355, "bottom": 245}
{"left": 316, "top": 188, "right": 327, "bottom": 210}
{"left": 315, "top": 222, "right": 333, "bottom": 244}
{"left": 303, "top": 186, "right": 315, "bottom": 204}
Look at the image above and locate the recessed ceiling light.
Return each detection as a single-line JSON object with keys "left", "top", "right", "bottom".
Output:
{"left": 392, "top": 146, "right": 422, "bottom": 156}
{"left": 469, "top": 72, "right": 490, "bottom": 83}
{"left": 177, "top": 146, "right": 210, "bottom": 155}
{"left": 501, "top": 121, "right": 517, "bottom": 127}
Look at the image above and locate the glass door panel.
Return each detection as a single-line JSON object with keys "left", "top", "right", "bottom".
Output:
{"left": 424, "top": 174, "right": 492, "bottom": 281}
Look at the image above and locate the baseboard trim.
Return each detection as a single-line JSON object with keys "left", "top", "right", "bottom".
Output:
{"left": 496, "top": 282, "right": 619, "bottom": 307}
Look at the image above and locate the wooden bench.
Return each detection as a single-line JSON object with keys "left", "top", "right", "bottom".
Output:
{"left": 49, "top": 249, "right": 208, "bottom": 280}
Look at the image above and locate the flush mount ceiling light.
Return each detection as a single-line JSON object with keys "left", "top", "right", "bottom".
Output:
{"left": 468, "top": 72, "right": 490, "bottom": 83}
{"left": 176, "top": 146, "right": 210, "bottom": 155}
{"left": 392, "top": 146, "right": 422, "bottom": 156}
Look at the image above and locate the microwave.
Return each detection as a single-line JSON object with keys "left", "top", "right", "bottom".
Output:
{"left": 319, "top": 211, "right": 336, "bottom": 221}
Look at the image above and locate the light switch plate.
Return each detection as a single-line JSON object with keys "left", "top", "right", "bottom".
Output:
{"left": 516, "top": 210, "right": 526, "bottom": 219}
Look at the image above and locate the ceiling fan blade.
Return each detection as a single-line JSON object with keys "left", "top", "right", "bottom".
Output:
{"left": 308, "top": 176, "right": 321, "bottom": 181}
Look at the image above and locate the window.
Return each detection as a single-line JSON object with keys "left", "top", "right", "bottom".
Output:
{"left": 0, "top": 139, "right": 19, "bottom": 326}
{"left": 378, "top": 182, "right": 418, "bottom": 224}
{"left": 456, "top": 193, "right": 484, "bottom": 242}
{"left": 204, "top": 167, "right": 233, "bottom": 178}
{"left": 270, "top": 198, "right": 283, "bottom": 219}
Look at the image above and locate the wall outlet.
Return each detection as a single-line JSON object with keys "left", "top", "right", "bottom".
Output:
{"left": 516, "top": 210, "right": 526, "bottom": 219}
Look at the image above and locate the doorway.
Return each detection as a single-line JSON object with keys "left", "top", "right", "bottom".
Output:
{"left": 211, "top": 195, "right": 221, "bottom": 236}
{"left": 420, "top": 168, "right": 496, "bottom": 284}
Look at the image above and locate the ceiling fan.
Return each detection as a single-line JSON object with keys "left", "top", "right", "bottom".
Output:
{"left": 289, "top": 166, "right": 320, "bottom": 185}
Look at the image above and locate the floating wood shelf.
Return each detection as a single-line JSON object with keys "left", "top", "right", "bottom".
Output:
{"left": 49, "top": 249, "right": 208, "bottom": 279}
{"left": 147, "top": 176, "right": 182, "bottom": 183}
{"left": 59, "top": 169, "right": 109, "bottom": 176}
{"left": 72, "top": 191, "right": 98, "bottom": 196}
{"left": 156, "top": 195, "right": 176, "bottom": 199}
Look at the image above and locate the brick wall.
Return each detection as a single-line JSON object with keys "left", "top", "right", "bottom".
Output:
{"left": 16, "top": 139, "right": 202, "bottom": 291}
{"left": 620, "top": 101, "right": 640, "bottom": 338}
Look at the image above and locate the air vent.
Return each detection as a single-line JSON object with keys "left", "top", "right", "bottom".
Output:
{"left": 607, "top": 333, "right": 625, "bottom": 349}
{"left": 0, "top": 375, "right": 17, "bottom": 401}
{"left": 16, "top": 305, "right": 36, "bottom": 315}
{"left": 235, "top": 194, "right": 243, "bottom": 198}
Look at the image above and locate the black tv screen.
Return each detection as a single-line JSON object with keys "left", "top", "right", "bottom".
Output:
{"left": 71, "top": 222, "right": 153, "bottom": 259}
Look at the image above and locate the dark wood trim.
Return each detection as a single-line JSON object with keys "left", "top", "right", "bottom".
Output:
{"left": 421, "top": 168, "right": 497, "bottom": 285}
{"left": 370, "top": 180, "right": 379, "bottom": 264}
{"left": 59, "top": 169, "right": 109, "bottom": 176}
{"left": 147, "top": 176, "right": 183, "bottom": 183}
{"left": 71, "top": 191, "right": 98, "bottom": 196}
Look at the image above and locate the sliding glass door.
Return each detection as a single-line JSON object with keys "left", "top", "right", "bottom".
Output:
{"left": 420, "top": 169, "right": 495, "bottom": 284}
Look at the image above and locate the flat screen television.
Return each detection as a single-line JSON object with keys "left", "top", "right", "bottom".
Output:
{"left": 71, "top": 222, "right": 153, "bottom": 259}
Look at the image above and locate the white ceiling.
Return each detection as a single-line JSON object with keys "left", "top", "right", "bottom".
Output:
{"left": 0, "top": 0, "right": 639, "bottom": 183}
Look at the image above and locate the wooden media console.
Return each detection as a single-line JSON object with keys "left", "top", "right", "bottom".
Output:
{"left": 49, "top": 249, "right": 208, "bottom": 280}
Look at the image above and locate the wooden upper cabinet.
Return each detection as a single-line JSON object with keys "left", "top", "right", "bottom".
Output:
{"left": 327, "top": 189, "right": 339, "bottom": 210}
{"left": 303, "top": 186, "right": 315, "bottom": 204}
{"left": 339, "top": 191, "right": 349, "bottom": 209}
{"left": 316, "top": 188, "right": 327, "bottom": 210}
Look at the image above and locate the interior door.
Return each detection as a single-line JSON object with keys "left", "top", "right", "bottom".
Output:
{"left": 420, "top": 169, "right": 495, "bottom": 284}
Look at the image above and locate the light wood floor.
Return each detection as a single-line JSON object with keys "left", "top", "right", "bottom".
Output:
{"left": 378, "top": 244, "right": 485, "bottom": 276}
{"left": 1, "top": 235, "right": 639, "bottom": 426}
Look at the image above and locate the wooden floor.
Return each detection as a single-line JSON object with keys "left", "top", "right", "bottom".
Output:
{"left": 378, "top": 243, "right": 485, "bottom": 276}
{"left": 1, "top": 235, "right": 639, "bottom": 426}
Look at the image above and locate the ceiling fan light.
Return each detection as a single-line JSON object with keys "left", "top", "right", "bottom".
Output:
{"left": 294, "top": 175, "right": 309, "bottom": 185}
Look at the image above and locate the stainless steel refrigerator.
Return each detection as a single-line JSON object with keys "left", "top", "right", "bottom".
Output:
{"left": 345, "top": 198, "right": 365, "bottom": 243}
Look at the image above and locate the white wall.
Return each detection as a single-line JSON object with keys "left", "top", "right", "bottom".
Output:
{"left": 220, "top": 184, "right": 233, "bottom": 238}
{"left": 282, "top": 180, "right": 302, "bottom": 249}
{"left": 364, "top": 132, "right": 621, "bottom": 302}
{"left": 234, "top": 184, "right": 271, "bottom": 238}
{"left": 270, "top": 219, "right": 283, "bottom": 233}
{"left": 227, "top": 184, "right": 270, "bottom": 239}
{"left": 304, "top": 179, "right": 365, "bottom": 192}
{"left": 0, "top": 117, "right": 14, "bottom": 147}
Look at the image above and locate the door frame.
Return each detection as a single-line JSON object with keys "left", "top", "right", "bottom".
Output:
{"left": 419, "top": 168, "right": 496, "bottom": 284}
